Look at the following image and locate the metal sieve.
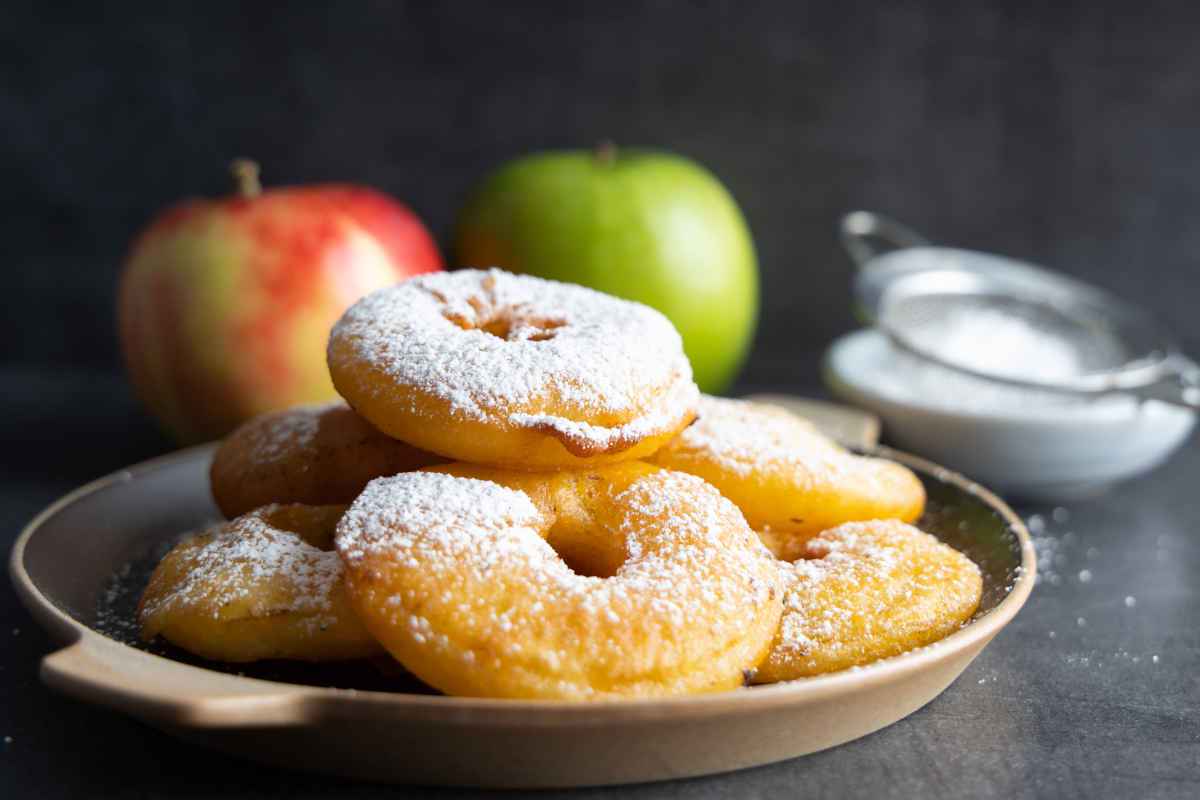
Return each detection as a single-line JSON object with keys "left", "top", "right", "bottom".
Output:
{"left": 839, "top": 211, "right": 1200, "bottom": 411}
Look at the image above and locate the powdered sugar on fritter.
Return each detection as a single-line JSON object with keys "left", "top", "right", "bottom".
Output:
{"left": 335, "top": 470, "right": 780, "bottom": 696}
{"left": 237, "top": 401, "right": 343, "bottom": 463}
{"left": 509, "top": 375, "right": 698, "bottom": 451}
{"left": 139, "top": 507, "right": 343, "bottom": 624}
{"left": 328, "top": 269, "right": 699, "bottom": 447}
{"left": 663, "top": 395, "right": 876, "bottom": 485}
{"left": 767, "top": 520, "right": 982, "bottom": 674}
{"left": 336, "top": 471, "right": 548, "bottom": 564}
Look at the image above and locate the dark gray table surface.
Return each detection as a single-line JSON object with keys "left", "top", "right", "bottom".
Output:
{"left": 2, "top": 367, "right": 1197, "bottom": 799}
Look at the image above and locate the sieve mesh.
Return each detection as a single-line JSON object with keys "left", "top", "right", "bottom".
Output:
{"left": 843, "top": 211, "right": 1198, "bottom": 408}
{"left": 878, "top": 291, "right": 1133, "bottom": 380}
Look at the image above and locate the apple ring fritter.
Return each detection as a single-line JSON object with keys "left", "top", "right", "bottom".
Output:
{"left": 334, "top": 462, "right": 782, "bottom": 699}
{"left": 138, "top": 504, "right": 383, "bottom": 663}
{"left": 754, "top": 519, "right": 982, "bottom": 682}
{"left": 326, "top": 268, "right": 699, "bottom": 471}
{"left": 210, "top": 401, "right": 444, "bottom": 518}
{"left": 648, "top": 395, "right": 925, "bottom": 559}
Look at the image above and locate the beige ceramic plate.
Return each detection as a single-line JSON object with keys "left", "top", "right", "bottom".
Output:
{"left": 10, "top": 444, "right": 1033, "bottom": 788}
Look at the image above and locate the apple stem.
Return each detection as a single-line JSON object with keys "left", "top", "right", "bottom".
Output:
{"left": 594, "top": 140, "right": 617, "bottom": 166}
{"left": 230, "top": 158, "right": 262, "bottom": 197}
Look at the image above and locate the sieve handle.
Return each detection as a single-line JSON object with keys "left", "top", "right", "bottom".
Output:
{"left": 1133, "top": 355, "right": 1200, "bottom": 411}
{"left": 840, "top": 211, "right": 930, "bottom": 269}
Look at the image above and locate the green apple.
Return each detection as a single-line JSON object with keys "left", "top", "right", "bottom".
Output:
{"left": 453, "top": 146, "right": 758, "bottom": 393}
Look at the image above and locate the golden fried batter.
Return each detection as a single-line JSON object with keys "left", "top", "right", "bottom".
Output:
{"left": 649, "top": 395, "right": 925, "bottom": 558}
{"left": 327, "top": 269, "right": 699, "bottom": 471}
{"left": 210, "top": 402, "right": 443, "bottom": 518}
{"left": 754, "top": 519, "right": 982, "bottom": 682}
{"left": 139, "top": 504, "right": 382, "bottom": 663}
{"left": 334, "top": 462, "right": 781, "bottom": 699}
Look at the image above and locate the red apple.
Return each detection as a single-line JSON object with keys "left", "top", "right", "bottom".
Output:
{"left": 118, "top": 160, "right": 442, "bottom": 444}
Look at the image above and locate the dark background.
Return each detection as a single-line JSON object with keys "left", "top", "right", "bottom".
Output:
{"left": 4, "top": 3, "right": 1200, "bottom": 798}
{"left": 8, "top": 0, "right": 1200, "bottom": 398}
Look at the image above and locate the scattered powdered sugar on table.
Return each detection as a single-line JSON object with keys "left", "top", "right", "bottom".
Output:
{"left": 329, "top": 269, "right": 699, "bottom": 447}
{"left": 1025, "top": 509, "right": 1169, "bottom": 671}
{"left": 1065, "top": 649, "right": 1162, "bottom": 670}
{"left": 1026, "top": 512, "right": 1080, "bottom": 587}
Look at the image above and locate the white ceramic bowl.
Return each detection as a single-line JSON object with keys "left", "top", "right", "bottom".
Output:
{"left": 824, "top": 329, "right": 1197, "bottom": 501}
